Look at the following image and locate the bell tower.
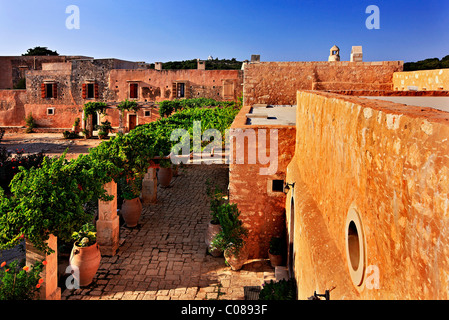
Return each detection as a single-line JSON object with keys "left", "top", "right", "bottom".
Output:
{"left": 328, "top": 45, "right": 340, "bottom": 62}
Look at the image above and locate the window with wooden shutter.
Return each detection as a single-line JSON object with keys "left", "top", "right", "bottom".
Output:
{"left": 129, "top": 83, "right": 138, "bottom": 99}
{"left": 82, "top": 84, "right": 87, "bottom": 99}
{"left": 223, "top": 80, "right": 234, "bottom": 99}
{"left": 45, "top": 83, "right": 54, "bottom": 99}
{"left": 41, "top": 83, "right": 46, "bottom": 99}
{"left": 94, "top": 83, "right": 99, "bottom": 99}
{"left": 172, "top": 82, "right": 177, "bottom": 99}
{"left": 52, "top": 83, "right": 57, "bottom": 99}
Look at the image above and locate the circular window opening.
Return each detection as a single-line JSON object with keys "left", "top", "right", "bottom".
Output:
{"left": 345, "top": 206, "right": 365, "bottom": 287}
{"left": 347, "top": 221, "right": 360, "bottom": 271}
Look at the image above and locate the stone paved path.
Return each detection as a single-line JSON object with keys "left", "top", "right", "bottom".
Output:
{"left": 62, "top": 164, "right": 274, "bottom": 300}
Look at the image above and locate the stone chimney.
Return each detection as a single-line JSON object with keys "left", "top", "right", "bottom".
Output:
{"left": 251, "top": 55, "right": 260, "bottom": 63}
{"left": 197, "top": 59, "right": 205, "bottom": 70}
{"left": 350, "top": 46, "right": 363, "bottom": 62}
{"left": 155, "top": 62, "right": 162, "bottom": 71}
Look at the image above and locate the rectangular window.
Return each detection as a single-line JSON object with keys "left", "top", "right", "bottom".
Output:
{"left": 130, "top": 83, "right": 138, "bottom": 99}
{"left": 177, "top": 83, "right": 185, "bottom": 98}
{"left": 41, "top": 82, "right": 57, "bottom": 99}
{"left": 272, "top": 180, "right": 285, "bottom": 193}
{"left": 87, "top": 83, "right": 95, "bottom": 99}
{"left": 46, "top": 83, "right": 54, "bottom": 98}
{"left": 144, "top": 110, "right": 151, "bottom": 117}
{"left": 223, "top": 80, "right": 235, "bottom": 99}
{"left": 47, "top": 108, "right": 55, "bottom": 115}
{"left": 83, "top": 82, "right": 99, "bottom": 99}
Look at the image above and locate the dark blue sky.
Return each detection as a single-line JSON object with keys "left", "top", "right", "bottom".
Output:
{"left": 0, "top": 0, "right": 448, "bottom": 63}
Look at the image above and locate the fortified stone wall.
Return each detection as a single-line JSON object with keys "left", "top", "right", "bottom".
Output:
{"left": 0, "top": 56, "right": 92, "bottom": 89}
{"left": 393, "top": 69, "right": 449, "bottom": 91}
{"left": 229, "top": 106, "right": 296, "bottom": 258}
{"left": 286, "top": 90, "right": 449, "bottom": 300}
{"left": 243, "top": 61, "right": 403, "bottom": 105}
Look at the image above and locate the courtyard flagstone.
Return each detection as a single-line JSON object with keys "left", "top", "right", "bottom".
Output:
{"left": 62, "top": 164, "right": 274, "bottom": 300}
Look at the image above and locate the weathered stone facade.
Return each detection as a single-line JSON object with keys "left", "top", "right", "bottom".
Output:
{"left": 109, "top": 69, "right": 243, "bottom": 103}
{"left": 229, "top": 105, "right": 296, "bottom": 259}
{"left": 243, "top": 61, "right": 404, "bottom": 105}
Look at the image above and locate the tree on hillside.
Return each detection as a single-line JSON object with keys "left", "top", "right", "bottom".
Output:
{"left": 22, "top": 47, "right": 59, "bottom": 56}
{"left": 404, "top": 55, "right": 449, "bottom": 71}
{"left": 153, "top": 58, "right": 243, "bottom": 70}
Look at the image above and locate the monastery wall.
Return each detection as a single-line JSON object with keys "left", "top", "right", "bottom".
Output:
{"left": 229, "top": 105, "right": 296, "bottom": 258}
{"left": 243, "top": 61, "right": 403, "bottom": 105}
{"left": 286, "top": 90, "right": 449, "bottom": 299}
{"left": 393, "top": 69, "right": 449, "bottom": 91}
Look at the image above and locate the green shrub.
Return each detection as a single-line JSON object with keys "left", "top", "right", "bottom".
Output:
{"left": 269, "top": 237, "right": 283, "bottom": 255}
{"left": 206, "top": 180, "right": 227, "bottom": 224}
{"left": 210, "top": 203, "right": 248, "bottom": 256}
{"left": 259, "top": 279, "right": 296, "bottom": 300}
{"left": 62, "top": 130, "right": 80, "bottom": 139}
{"left": 25, "top": 113, "right": 36, "bottom": 134}
{"left": 0, "top": 260, "right": 44, "bottom": 300}
{"left": 72, "top": 223, "right": 97, "bottom": 247}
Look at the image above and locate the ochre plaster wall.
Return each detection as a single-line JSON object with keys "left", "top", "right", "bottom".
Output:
{"left": 286, "top": 90, "right": 449, "bottom": 300}
{"left": 109, "top": 69, "right": 243, "bottom": 103}
{"left": 229, "top": 106, "right": 296, "bottom": 258}
{"left": 393, "top": 69, "right": 449, "bottom": 91}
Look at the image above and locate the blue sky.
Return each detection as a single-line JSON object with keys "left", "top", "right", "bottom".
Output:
{"left": 0, "top": 0, "right": 448, "bottom": 63}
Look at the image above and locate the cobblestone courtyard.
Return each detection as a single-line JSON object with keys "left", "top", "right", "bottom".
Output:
{"left": 62, "top": 164, "right": 275, "bottom": 300}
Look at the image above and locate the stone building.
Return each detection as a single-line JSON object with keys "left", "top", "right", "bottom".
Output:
{"left": 0, "top": 56, "right": 243, "bottom": 131}
{"left": 228, "top": 55, "right": 449, "bottom": 299}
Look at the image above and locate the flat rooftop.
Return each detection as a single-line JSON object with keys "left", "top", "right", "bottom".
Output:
{"left": 246, "top": 104, "right": 296, "bottom": 125}
{"left": 362, "top": 96, "right": 449, "bottom": 113}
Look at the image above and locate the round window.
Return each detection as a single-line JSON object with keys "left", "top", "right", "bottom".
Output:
{"left": 345, "top": 205, "right": 365, "bottom": 287}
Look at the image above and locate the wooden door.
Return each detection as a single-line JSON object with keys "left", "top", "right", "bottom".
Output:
{"left": 128, "top": 115, "right": 137, "bottom": 132}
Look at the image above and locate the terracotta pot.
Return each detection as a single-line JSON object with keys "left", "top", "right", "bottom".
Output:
{"left": 158, "top": 167, "right": 173, "bottom": 187}
{"left": 206, "top": 222, "right": 223, "bottom": 257}
{"left": 121, "top": 197, "right": 142, "bottom": 227}
{"left": 224, "top": 245, "right": 249, "bottom": 271}
{"left": 268, "top": 251, "right": 283, "bottom": 267}
{"left": 172, "top": 165, "right": 179, "bottom": 177}
{"left": 69, "top": 242, "right": 101, "bottom": 287}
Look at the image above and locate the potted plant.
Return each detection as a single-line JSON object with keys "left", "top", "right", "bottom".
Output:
{"left": 81, "top": 129, "right": 91, "bottom": 139}
{"left": 119, "top": 174, "right": 143, "bottom": 228}
{"left": 95, "top": 120, "right": 113, "bottom": 139}
{"left": 157, "top": 159, "right": 173, "bottom": 188}
{"left": 210, "top": 203, "right": 248, "bottom": 270}
{"left": 268, "top": 236, "right": 284, "bottom": 267}
{"left": 69, "top": 223, "right": 101, "bottom": 287}
{"left": 72, "top": 118, "right": 81, "bottom": 134}
{"left": 205, "top": 181, "right": 226, "bottom": 257}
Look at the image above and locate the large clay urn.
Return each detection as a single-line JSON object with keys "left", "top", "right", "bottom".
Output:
{"left": 224, "top": 245, "right": 249, "bottom": 271}
{"left": 157, "top": 167, "right": 173, "bottom": 188}
{"left": 268, "top": 250, "right": 283, "bottom": 268}
{"left": 206, "top": 222, "right": 223, "bottom": 257}
{"left": 121, "top": 197, "right": 142, "bottom": 228}
{"left": 69, "top": 243, "right": 101, "bottom": 287}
